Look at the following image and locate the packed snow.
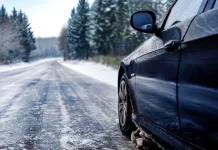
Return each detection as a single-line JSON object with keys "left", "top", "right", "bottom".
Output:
{"left": 58, "top": 60, "right": 118, "bottom": 88}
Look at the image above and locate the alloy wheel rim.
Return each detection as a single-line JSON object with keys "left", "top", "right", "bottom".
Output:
{"left": 119, "top": 80, "right": 128, "bottom": 127}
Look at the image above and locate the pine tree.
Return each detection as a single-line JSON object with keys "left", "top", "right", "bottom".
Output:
{"left": 10, "top": 8, "right": 23, "bottom": 59}
{"left": 18, "top": 13, "right": 36, "bottom": 62}
{"left": 93, "top": 0, "right": 116, "bottom": 55}
{"left": 11, "top": 7, "right": 18, "bottom": 19}
{"left": 93, "top": 0, "right": 104, "bottom": 54}
{"left": 18, "top": 10, "right": 24, "bottom": 23}
{"left": 115, "top": 0, "right": 130, "bottom": 55}
{"left": 73, "top": 0, "right": 90, "bottom": 59}
{"left": 58, "top": 27, "right": 68, "bottom": 60}
{"left": 28, "top": 28, "right": 36, "bottom": 51}
{"left": 21, "top": 14, "right": 30, "bottom": 62}
{"left": 104, "top": 0, "right": 116, "bottom": 55}
{"left": 87, "top": 0, "right": 99, "bottom": 54}
{"left": 0, "top": 5, "right": 8, "bottom": 24}
{"left": 67, "top": 8, "right": 76, "bottom": 59}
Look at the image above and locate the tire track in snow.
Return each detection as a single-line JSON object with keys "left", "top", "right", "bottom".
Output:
{"left": 56, "top": 80, "right": 71, "bottom": 149}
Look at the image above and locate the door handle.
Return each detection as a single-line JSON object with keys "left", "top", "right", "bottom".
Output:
{"left": 164, "top": 40, "right": 180, "bottom": 52}
{"left": 131, "top": 73, "right": 136, "bottom": 77}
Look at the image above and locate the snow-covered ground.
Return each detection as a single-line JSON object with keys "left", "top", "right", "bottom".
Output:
{"left": 58, "top": 60, "right": 118, "bottom": 87}
{"left": 0, "top": 58, "right": 60, "bottom": 73}
{"left": 0, "top": 60, "right": 133, "bottom": 149}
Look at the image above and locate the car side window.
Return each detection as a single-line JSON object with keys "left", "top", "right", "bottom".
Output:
{"left": 214, "top": 0, "right": 218, "bottom": 8}
{"left": 164, "top": 0, "right": 203, "bottom": 29}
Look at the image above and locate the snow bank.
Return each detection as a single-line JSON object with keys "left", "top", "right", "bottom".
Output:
{"left": 58, "top": 60, "right": 118, "bottom": 87}
{"left": 0, "top": 58, "right": 59, "bottom": 73}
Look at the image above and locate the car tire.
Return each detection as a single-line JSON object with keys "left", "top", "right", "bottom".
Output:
{"left": 118, "top": 74, "right": 135, "bottom": 137}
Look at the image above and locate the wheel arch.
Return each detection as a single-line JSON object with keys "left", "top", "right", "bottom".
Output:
{"left": 118, "top": 65, "right": 126, "bottom": 90}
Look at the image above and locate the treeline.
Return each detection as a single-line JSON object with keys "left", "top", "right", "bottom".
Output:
{"left": 0, "top": 5, "right": 36, "bottom": 64}
{"left": 30, "top": 37, "right": 61, "bottom": 60}
{"left": 58, "top": 0, "right": 174, "bottom": 60}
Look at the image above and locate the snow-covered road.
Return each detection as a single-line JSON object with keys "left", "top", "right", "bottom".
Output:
{"left": 0, "top": 60, "right": 134, "bottom": 149}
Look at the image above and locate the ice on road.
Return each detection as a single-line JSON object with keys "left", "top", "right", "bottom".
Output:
{"left": 0, "top": 59, "right": 133, "bottom": 150}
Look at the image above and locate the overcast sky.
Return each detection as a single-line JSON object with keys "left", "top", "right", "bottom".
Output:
{"left": 0, "top": 0, "right": 94, "bottom": 37}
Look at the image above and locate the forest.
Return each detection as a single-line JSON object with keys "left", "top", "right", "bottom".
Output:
{"left": 0, "top": 5, "right": 36, "bottom": 64}
{"left": 0, "top": 1, "right": 174, "bottom": 65}
{"left": 58, "top": 0, "right": 174, "bottom": 61}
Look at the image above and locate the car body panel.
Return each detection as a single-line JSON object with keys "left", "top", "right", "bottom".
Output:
{"left": 179, "top": 8, "right": 218, "bottom": 149}
{"left": 135, "top": 17, "right": 194, "bottom": 135}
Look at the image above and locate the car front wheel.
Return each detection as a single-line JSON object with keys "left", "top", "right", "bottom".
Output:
{"left": 118, "top": 75, "right": 135, "bottom": 136}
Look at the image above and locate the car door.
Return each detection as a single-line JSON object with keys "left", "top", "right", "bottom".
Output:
{"left": 178, "top": 1, "right": 218, "bottom": 149}
{"left": 135, "top": 0, "right": 205, "bottom": 135}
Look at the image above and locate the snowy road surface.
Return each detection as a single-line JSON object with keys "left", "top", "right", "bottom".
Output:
{"left": 0, "top": 60, "right": 134, "bottom": 150}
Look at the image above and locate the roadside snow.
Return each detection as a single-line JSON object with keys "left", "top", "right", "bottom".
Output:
{"left": 58, "top": 60, "right": 118, "bottom": 87}
{"left": 0, "top": 58, "right": 59, "bottom": 73}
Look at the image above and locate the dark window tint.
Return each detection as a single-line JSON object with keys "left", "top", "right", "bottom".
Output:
{"left": 164, "top": 0, "right": 203, "bottom": 29}
{"left": 214, "top": 0, "right": 218, "bottom": 8}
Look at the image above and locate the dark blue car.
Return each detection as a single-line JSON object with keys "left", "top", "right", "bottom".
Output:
{"left": 118, "top": 0, "right": 218, "bottom": 149}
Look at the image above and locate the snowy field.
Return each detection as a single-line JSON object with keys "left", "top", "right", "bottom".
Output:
{"left": 58, "top": 59, "right": 118, "bottom": 87}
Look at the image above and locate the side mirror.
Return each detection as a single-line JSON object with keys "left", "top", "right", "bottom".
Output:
{"left": 131, "top": 11, "right": 157, "bottom": 33}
